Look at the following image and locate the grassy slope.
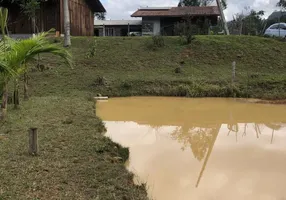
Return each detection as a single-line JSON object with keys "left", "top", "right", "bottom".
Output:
{"left": 0, "top": 35, "right": 285, "bottom": 199}
{"left": 0, "top": 97, "right": 147, "bottom": 200}
{"left": 31, "top": 35, "right": 286, "bottom": 99}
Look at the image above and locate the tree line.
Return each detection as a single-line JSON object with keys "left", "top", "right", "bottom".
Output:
{"left": 178, "top": 0, "right": 286, "bottom": 36}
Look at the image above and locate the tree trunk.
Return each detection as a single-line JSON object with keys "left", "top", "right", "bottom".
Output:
{"left": 1, "top": 81, "right": 8, "bottom": 120}
{"left": 63, "top": 0, "right": 71, "bottom": 47}
{"left": 216, "top": 0, "right": 229, "bottom": 35}
{"left": 13, "top": 79, "right": 20, "bottom": 109}
{"left": 239, "top": 20, "right": 243, "bottom": 35}
{"left": 24, "top": 73, "right": 29, "bottom": 101}
{"left": 32, "top": 17, "right": 36, "bottom": 34}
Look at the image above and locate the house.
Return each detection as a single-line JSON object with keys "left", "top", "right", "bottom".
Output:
{"left": 131, "top": 6, "right": 220, "bottom": 36}
{"left": 94, "top": 20, "right": 142, "bottom": 36}
{"left": 1, "top": 0, "right": 105, "bottom": 36}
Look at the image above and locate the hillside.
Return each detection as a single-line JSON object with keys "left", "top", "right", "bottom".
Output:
{"left": 1, "top": 35, "right": 285, "bottom": 199}
{"left": 32, "top": 35, "right": 286, "bottom": 99}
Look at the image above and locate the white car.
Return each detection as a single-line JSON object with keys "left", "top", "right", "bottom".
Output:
{"left": 264, "top": 23, "right": 286, "bottom": 38}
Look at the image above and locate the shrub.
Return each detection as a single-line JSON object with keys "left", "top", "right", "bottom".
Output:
{"left": 86, "top": 40, "right": 97, "bottom": 58}
{"left": 175, "top": 67, "right": 182, "bottom": 74}
{"left": 174, "top": 85, "right": 190, "bottom": 96}
{"left": 174, "top": 19, "right": 196, "bottom": 44}
{"left": 121, "top": 81, "right": 132, "bottom": 89}
{"left": 53, "top": 37, "right": 61, "bottom": 43}
{"left": 152, "top": 35, "right": 165, "bottom": 48}
{"left": 93, "top": 76, "right": 107, "bottom": 86}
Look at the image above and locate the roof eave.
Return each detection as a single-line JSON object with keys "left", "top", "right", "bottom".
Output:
{"left": 131, "top": 14, "right": 220, "bottom": 18}
{"left": 85, "top": 0, "right": 106, "bottom": 13}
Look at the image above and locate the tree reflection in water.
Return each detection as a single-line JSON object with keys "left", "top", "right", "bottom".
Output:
{"left": 171, "top": 126, "right": 217, "bottom": 161}
{"left": 171, "top": 122, "right": 285, "bottom": 188}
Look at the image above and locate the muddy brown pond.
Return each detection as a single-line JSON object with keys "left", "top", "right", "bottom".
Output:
{"left": 97, "top": 97, "right": 286, "bottom": 200}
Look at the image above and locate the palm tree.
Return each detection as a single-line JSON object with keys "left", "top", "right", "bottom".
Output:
{"left": 63, "top": 0, "right": 71, "bottom": 47}
{"left": 8, "top": 31, "right": 73, "bottom": 102}
{"left": 0, "top": 7, "right": 72, "bottom": 119}
{"left": 0, "top": 7, "right": 14, "bottom": 120}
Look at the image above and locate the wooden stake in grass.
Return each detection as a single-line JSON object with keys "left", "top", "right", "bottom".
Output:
{"left": 232, "top": 61, "right": 236, "bottom": 98}
{"left": 28, "top": 128, "right": 38, "bottom": 155}
{"left": 232, "top": 61, "right": 236, "bottom": 84}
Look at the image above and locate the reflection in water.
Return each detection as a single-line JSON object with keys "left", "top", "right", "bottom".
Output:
{"left": 171, "top": 123, "right": 285, "bottom": 188}
{"left": 97, "top": 97, "right": 286, "bottom": 200}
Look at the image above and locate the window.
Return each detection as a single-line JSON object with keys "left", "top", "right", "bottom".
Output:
{"left": 142, "top": 22, "right": 154, "bottom": 35}
{"left": 279, "top": 24, "right": 286, "bottom": 30}
{"left": 105, "top": 28, "right": 115, "bottom": 36}
{"left": 270, "top": 24, "right": 279, "bottom": 29}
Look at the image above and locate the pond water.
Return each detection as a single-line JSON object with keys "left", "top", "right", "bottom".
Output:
{"left": 97, "top": 97, "right": 286, "bottom": 200}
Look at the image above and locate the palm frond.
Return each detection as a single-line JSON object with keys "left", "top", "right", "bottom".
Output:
{"left": 0, "top": 59, "right": 16, "bottom": 77}
{"left": 7, "top": 33, "right": 73, "bottom": 73}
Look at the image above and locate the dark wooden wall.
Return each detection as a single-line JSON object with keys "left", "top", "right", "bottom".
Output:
{"left": 7, "top": 6, "right": 32, "bottom": 34}
{"left": 63, "top": 0, "right": 94, "bottom": 36}
{"left": 7, "top": 0, "right": 94, "bottom": 36}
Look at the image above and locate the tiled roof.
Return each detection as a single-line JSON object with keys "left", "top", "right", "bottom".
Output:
{"left": 131, "top": 6, "right": 220, "bottom": 17}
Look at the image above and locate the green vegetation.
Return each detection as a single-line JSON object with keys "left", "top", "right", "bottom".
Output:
{"left": 31, "top": 36, "right": 286, "bottom": 100}
{"left": 0, "top": 35, "right": 285, "bottom": 199}
{"left": 0, "top": 31, "right": 72, "bottom": 120}
{"left": 0, "top": 8, "right": 147, "bottom": 199}
{"left": 0, "top": 97, "right": 147, "bottom": 199}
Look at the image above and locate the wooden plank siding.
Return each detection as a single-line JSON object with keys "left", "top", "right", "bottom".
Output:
{"left": 6, "top": 0, "right": 95, "bottom": 36}
{"left": 64, "top": 0, "right": 94, "bottom": 36}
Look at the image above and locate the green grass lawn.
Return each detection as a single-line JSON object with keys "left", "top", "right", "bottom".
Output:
{"left": 0, "top": 97, "right": 147, "bottom": 199}
{"left": 0, "top": 35, "right": 285, "bottom": 199}
{"left": 31, "top": 35, "right": 286, "bottom": 99}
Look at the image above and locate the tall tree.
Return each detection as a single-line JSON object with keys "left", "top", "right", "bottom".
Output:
{"left": 201, "top": 0, "right": 213, "bottom": 6}
{"left": 277, "top": 0, "right": 286, "bottom": 8}
{"left": 63, "top": 0, "right": 71, "bottom": 47}
{"left": 178, "top": 0, "right": 201, "bottom": 6}
{"left": 95, "top": 12, "right": 106, "bottom": 20}
{"left": 229, "top": 9, "right": 265, "bottom": 35}
{"left": 20, "top": 0, "right": 40, "bottom": 34}
{"left": 216, "top": 0, "right": 229, "bottom": 35}
{"left": 178, "top": 0, "right": 227, "bottom": 8}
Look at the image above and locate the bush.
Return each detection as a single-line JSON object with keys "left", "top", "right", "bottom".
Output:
{"left": 174, "top": 85, "right": 190, "bottom": 96}
{"left": 174, "top": 19, "right": 196, "bottom": 44}
{"left": 53, "top": 37, "right": 61, "bottom": 43}
{"left": 121, "top": 81, "right": 132, "bottom": 89}
{"left": 93, "top": 76, "right": 107, "bottom": 86}
{"left": 152, "top": 36, "right": 165, "bottom": 48}
{"left": 175, "top": 67, "right": 183, "bottom": 74}
{"left": 86, "top": 40, "right": 97, "bottom": 58}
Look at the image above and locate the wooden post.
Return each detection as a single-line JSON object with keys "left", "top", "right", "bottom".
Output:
{"left": 29, "top": 128, "right": 38, "bottom": 155}
{"left": 93, "top": 98, "right": 97, "bottom": 115}
{"left": 103, "top": 24, "right": 106, "bottom": 37}
{"left": 232, "top": 61, "right": 236, "bottom": 84}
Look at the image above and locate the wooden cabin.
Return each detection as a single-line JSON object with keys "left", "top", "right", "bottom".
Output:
{"left": 1, "top": 0, "right": 105, "bottom": 36}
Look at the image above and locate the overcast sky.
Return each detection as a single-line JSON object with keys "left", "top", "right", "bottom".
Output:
{"left": 100, "top": 0, "right": 282, "bottom": 20}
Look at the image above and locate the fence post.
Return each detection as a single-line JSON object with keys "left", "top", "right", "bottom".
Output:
{"left": 93, "top": 98, "right": 97, "bottom": 115}
{"left": 29, "top": 128, "right": 38, "bottom": 156}
{"left": 232, "top": 61, "right": 236, "bottom": 84}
